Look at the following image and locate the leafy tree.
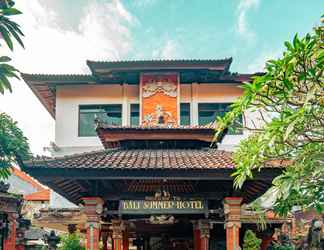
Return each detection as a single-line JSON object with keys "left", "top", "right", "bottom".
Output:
{"left": 58, "top": 234, "right": 85, "bottom": 250}
{"left": 0, "top": 1, "right": 30, "bottom": 177}
{"left": 215, "top": 18, "right": 324, "bottom": 215}
{"left": 243, "top": 230, "right": 262, "bottom": 250}
{"left": 0, "top": 112, "right": 31, "bottom": 177}
{"left": 0, "top": 0, "right": 24, "bottom": 93}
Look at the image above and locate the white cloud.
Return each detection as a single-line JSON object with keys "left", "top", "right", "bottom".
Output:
{"left": 9, "top": 0, "right": 136, "bottom": 73}
{"left": 152, "top": 40, "right": 181, "bottom": 59}
{"left": 0, "top": 0, "right": 136, "bottom": 155}
{"left": 236, "top": 0, "right": 260, "bottom": 40}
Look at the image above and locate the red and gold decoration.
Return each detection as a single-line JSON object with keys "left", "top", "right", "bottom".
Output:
{"left": 140, "top": 73, "right": 179, "bottom": 127}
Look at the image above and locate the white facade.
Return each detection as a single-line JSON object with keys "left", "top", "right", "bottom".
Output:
{"left": 53, "top": 83, "right": 255, "bottom": 157}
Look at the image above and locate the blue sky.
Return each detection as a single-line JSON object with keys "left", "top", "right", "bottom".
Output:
{"left": 128, "top": 0, "right": 322, "bottom": 72}
{"left": 0, "top": 0, "right": 322, "bottom": 154}
{"left": 41, "top": 0, "right": 323, "bottom": 72}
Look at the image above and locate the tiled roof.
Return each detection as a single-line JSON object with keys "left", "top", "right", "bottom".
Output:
{"left": 96, "top": 122, "right": 217, "bottom": 130}
{"left": 11, "top": 167, "right": 45, "bottom": 191}
{"left": 87, "top": 58, "right": 233, "bottom": 72}
{"left": 25, "top": 149, "right": 236, "bottom": 170}
{"left": 24, "top": 189, "right": 50, "bottom": 201}
{"left": 21, "top": 73, "right": 94, "bottom": 83}
{"left": 21, "top": 74, "right": 95, "bottom": 118}
{"left": 96, "top": 123, "right": 217, "bottom": 149}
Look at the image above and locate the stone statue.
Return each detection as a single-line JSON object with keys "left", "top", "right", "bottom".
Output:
{"left": 44, "top": 230, "right": 60, "bottom": 250}
{"left": 307, "top": 219, "right": 322, "bottom": 250}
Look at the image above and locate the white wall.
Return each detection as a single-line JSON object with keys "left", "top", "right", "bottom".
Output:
{"left": 55, "top": 84, "right": 139, "bottom": 156}
{"left": 54, "top": 83, "right": 256, "bottom": 155}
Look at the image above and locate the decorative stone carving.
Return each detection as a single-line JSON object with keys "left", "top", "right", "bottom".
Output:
{"left": 141, "top": 73, "right": 179, "bottom": 127}
{"left": 224, "top": 197, "right": 243, "bottom": 229}
{"left": 110, "top": 220, "right": 124, "bottom": 239}
{"left": 142, "top": 104, "right": 177, "bottom": 127}
{"left": 82, "top": 197, "right": 104, "bottom": 223}
{"left": 149, "top": 215, "right": 175, "bottom": 224}
{"left": 224, "top": 197, "right": 243, "bottom": 250}
{"left": 198, "top": 220, "right": 211, "bottom": 239}
{"left": 142, "top": 80, "right": 177, "bottom": 98}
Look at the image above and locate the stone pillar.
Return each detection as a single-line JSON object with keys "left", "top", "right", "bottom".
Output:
{"left": 122, "top": 83, "right": 129, "bottom": 126}
{"left": 224, "top": 197, "right": 243, "bottom": 250}
{"left": 193, "top": 221, "right": 201, "bottom": 250}
{"left": 111, "top": 220, "right": 124, "bottom": 250}
{"left": 4, "top": 213, "right": 17, "bottom": 250}
{"left": 198, "top": 220, "right": 210, "bottom": 250}
{"left": 82, "top": 197, "right": 104, "bottom": 250}
{"left": 191, "top": 82, "right": 199, "bottom": 125}
{"left": 101, "top": 224, "right": 111, "bottom": 250}
{"left": 101, "top": 229, "right": 109, "bottom": 250}
{"left": 260, "top": 227, "right": 275, "bottom": 250}
{"left": 143, "top": 236, "right": 150, "bottom": 250}
{"left": 122, "top": 222, "right": 129, "bottom": 250}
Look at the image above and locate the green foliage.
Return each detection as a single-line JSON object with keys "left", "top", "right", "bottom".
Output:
{"left": 0, "top": 112, "right": 31, "bottom": 177}
{"left": 0, "top": 3, "right": 30, "bottom": 179}
{"left": 243, "top": 230, "right": 262, "bottom": 250}
{"left": 215, "top": 18, "right": 324, "bottom": 216}
{"left": 58, "top": 233, "right": 85, "bottom": 250}
{"left": 272, "top": 244, "right": 294, "bottom": 250}
{"left": 0, "top": 0, "right": 24, "bottom": 94}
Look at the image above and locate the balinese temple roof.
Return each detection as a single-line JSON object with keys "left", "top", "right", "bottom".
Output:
{"left": 96, "top": 121, "right": 217, "bottom": 148}
{"left": 21, "top": 148, "right": 283, "bottom": 204}
{"left": 23, "top": 149, "right": 234, "bottom": 170}
{"left": 21, "top": 58, "right": 258, "bottom": 118}
{"left": 86, "top": 58, "right": 233, "bottom": 74}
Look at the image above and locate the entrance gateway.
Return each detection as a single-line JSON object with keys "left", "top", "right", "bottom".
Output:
{"left": 20, "top": 59, "right": 285, "bottom": 250}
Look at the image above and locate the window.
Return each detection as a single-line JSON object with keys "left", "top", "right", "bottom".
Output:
{"left": 198, "top": 103, "right": 242, "bottom": 134}
{"left": 180, "top": 103, "right": 190, "bottom": 126}
{"left": 130, "top": 104, "right": 139, "bottom": 127}
{"left": 79, "top": 104, "right": 122, "bottom": 137}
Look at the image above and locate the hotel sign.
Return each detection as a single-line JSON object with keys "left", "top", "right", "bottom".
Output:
{"left": 119, "top": 199, "right": 207, "bottom": 214}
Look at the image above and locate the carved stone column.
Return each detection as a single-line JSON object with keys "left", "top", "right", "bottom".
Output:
{"left": 111, "top": 220, "right": 124, "bottom": 250}
{"left": 224, "top": 197, "right": 243, "bottom": 250}
{"left": 198, "top": 220, "right": 210, "bottom": 250}
{"left": 82, "top": 197, "right": 104, "bottom": 250}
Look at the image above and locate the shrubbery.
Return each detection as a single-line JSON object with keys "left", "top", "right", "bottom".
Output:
{"left": 243, "top": 230, "right": 262, "bottom": 250}
{"left": 58, "top": 233, "right": 85, "bottom": 250}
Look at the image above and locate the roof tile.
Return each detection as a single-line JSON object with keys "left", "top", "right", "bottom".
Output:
{"left": 24, "top": 189, "right": 50, "bottom": 201}
{"left": 25, "top": 149, "right": 236, "bottom": 170}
